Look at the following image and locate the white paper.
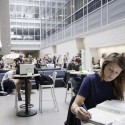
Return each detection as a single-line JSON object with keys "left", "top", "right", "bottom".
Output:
{"left": 88, "top": 100, "right": 125, "bottom": 125}
{"left": 112, "top": 116, "right": 125, "bottom": 125}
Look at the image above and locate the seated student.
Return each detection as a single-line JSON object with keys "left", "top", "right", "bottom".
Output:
{"left": 67, "top": 57, "right": 81, "bottom": 71}
{"left": 69, "top": 53, "right": 125, "bottom": 125}
{"left": 1, "top": 70, "right": 16, "bottom": 94}
{"left": 67, "top": 57, "right": 82, "bottom": 94}
{"left": 15, "top": 58, "right": 34, "bottom": 103}
{"left": 15, "top": 59, "right": 59, "bottom": 102}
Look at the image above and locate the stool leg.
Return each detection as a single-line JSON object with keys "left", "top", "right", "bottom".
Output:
{"left": 15, "top": 90, "right": 18, "bottom": 112}
{"left": 65, "top": 84, "right": 68, "bottom": 102}
{"left": 39, "top": 84, "right": 42, "bottom": 113}
{"left": 39, "top": 85, "right": 40, "bottom": 110}
{"left": 52, "top": 87, "right": 59, "bottom": 111}
{"left": 41, "top": 86, "right": 43, "bottom": 113}
{"left": 51, "top": 87, "right": 56, "bottom": 107}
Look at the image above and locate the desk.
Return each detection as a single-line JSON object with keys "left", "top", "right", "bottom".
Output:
{"left": 13, "top": 74, "right": 40, "bottom": 117}
{"left": 67, "top": 70, "right": 90, "bottom": 75}
{"left": 65, "top": 70, "right": 91, "bottom": 95}
{"left": 66, "top": 70, "right": 90, "bottom": 82}
{"left": 81, "top": 122, "right": 95, "bottom": 125}
{"left": 93, "top": 68, "right": 100, "bottom": 73}
{"left": 67, "top": 70, "right": 92, "bottom": 83}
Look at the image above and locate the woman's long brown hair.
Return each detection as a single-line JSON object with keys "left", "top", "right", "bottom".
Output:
{"left": 100, "top": 53, "right": 125, "bottom": 100}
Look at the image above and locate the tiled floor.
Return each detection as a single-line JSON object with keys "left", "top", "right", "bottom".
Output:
{"left": 0, "top": 88, "right": 72, "bottom": 125}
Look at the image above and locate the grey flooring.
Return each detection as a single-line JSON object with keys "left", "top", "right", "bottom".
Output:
{"left": 0, "top": 88, "right": 72, "bottom": 125}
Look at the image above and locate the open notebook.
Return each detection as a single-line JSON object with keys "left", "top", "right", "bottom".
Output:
{"left": 86, "top": 100, "right": 125, "bottom": 125}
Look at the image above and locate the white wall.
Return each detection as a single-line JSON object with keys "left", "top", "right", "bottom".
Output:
{"left": 98, "top": 46, "right": 125, "bottom": 57}
{"left": 90, "top": 48, "right": 99, "bottom": 63}
{"left": 41, "top": 39, "right": 81, "bottom": 60}
{"left": 84, "top": 22, "right": 125, "bottom": 70}
{"left": 56, "top": 39, "right": 79, "bottom": 60}
{"left": 41, "top": 47, "right": 53, "bottom": 55}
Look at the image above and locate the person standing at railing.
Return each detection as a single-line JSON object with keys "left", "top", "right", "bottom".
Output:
{"left": 63, "top": 55, "right": 68, "bottom": 69}
{"left": 100, "top": 53, "right": 107, "bottom": 68}
{"left": 57, "top": 55, "right": 63, "bottom": 68}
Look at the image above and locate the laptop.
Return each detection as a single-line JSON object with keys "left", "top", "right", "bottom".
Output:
{"left": 20, "top": 64, "right": 35, "bottom": 75}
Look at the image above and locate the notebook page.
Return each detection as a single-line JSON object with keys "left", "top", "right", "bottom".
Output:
{"left": 96, "top": 100, "right": 125, "bottom": 115}
{"left": 88, "top": 108, "right": 123, "bottom": 125}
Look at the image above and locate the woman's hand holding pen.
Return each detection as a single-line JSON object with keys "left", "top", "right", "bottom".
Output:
{"left": 74, "top": 106, "right": 91, "bottom": 121}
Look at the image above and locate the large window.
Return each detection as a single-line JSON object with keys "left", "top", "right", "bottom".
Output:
{"left": 57, "top": 9, "right": 63, "bottom": 23}
{"left": 102, "top": 0, "right": 107, "bottom": 5}
{"left": 72, "top": 8, "right": 83, "bottom": 22}
{"left": 65, "top": 16, "right": 71, "bottom": 26}
{"left": 64, "top": 1, "right": 72, "bottom": 19}
{"left": 73, "top": 0, "right": 83, "bottom": 12}
{"left": 10, "top": 0, "right": 41, "bottom": 40}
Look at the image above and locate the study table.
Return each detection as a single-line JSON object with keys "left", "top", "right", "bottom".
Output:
{"left": 67, "top": 70, "right": 90, "bottom": 75}
{"left": 66, "top": 70, "right": 91, "bottom": 81}
{"left": 13, "top": 74, "right": 40, "bottom": 117}
{"left": 65, "top": 70, "right": 92, "bottom": 95}
{"left": 81, "top": 122, "right": 95, "bottom": 125}
{"left": 67, "top": 70, "right": 93, "bottom": 84}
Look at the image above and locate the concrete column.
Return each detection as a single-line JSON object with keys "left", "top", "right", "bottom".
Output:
{"left": 0, "top": 0, "right": 11, "bottom": 55}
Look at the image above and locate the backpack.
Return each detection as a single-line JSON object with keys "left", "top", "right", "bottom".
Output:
{"left": 35, "top": 74, "right": 53, "bottom": 90}
{"left": 3, "top": 79, "right": 15, "bottom": 94}
{"left": 41, "top": 74, "right": 53, "bottom": 85}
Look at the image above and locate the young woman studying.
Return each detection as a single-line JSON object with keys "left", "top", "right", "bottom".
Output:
{"left": 70, "top": 53, "right": 125, "bottom": 125}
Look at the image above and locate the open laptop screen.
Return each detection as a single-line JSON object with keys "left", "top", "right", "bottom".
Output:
{"left": 19, "top": 64, "right": 34, "bottom": 75}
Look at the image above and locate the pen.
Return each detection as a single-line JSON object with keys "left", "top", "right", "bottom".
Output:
{"left": 81, "top": 103, "right": 91, "bottom": 119}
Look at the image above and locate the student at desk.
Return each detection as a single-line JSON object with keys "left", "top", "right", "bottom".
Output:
{"left": 15, "top": 58, "right": 38, "bottom": 103}
{"left": 69, "top": 53, "right": 125, "bottom": 125}
{"left": 67, "top": 57, "right": 82, "bottom": 94}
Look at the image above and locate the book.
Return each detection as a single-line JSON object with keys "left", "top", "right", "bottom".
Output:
{"left": 112, "top": 116, "right": 125, "bottom": 125}
{"left": 86, "top": 100, "right": 125, "bottom": 125}
{"left": 95, "top": 100, "right": 125, "bottom": 115}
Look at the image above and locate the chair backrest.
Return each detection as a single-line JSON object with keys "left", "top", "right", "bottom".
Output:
{"left": 55, "top": 70, "right": 66, "bottom": 78}
{"left": 52, "top": 71, "right": 57, "bottom": 86}
{"left": 43, "top": 70, "right": 53, "bottom": 76}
